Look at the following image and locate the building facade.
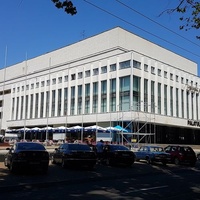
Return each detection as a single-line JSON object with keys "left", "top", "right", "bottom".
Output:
{"left": 0, "top": 27, "right": 200, "bottom": 144}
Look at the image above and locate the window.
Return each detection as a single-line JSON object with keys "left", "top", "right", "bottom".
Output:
{"left": 21, "top": 86, "right": 24, "bottom": 91}
{"left": 170, "top": 73, "right": 173, "bottom": 80}
{"left": 71, "top": 74, "right": 76, "bottom": 80}
{"left": 36, "top": 82, "right": 39, "bottom": 88}
{"left": 164, "top": 71, "right": 167, "bottom": 78}
{"left": 78, "top": 72, "right": 83, "bottom": 79}
{"left": 58, "top": 77, "right": 62, "bottom": 83}
{"left": 158, "top": 69, "right": 161, "bottom": 76}
{"left": 85, "top": 70, "right": 90, "bottom": 77}
{"left": 52, "top": 78, "right": 56, "bottom": 85}
{"left": 64, "top": 75, "right": 68, "bottom": 82}
{"left": 176, "top": 75, "right": 179, "bottom": 82}
{"left": 31, "top": 84, "right": 34, "bottom": 89}
{"left": 101, "top": 66, "right": 107, "bottom": 74}
{"left": 181, "top": 77, "right": 184, "bottom": 84}
{"left": 133, "top": 60, "right": 141, "bottom": 69}
{"left": 119, "top": 60, "right": 130, "bottom": 69}
{"left": 93, "top": 68, "right": 99, "bottom": 75}
{"left": 144, "top": 64, "right": 148, "bottom": 72}
{"left": 110, "top": 64, "right": 116, "bottom": 71}
{"left": 151, "top": 66, "right": 155, "bottom": 74}
{"left": 186, "top": 79, "right": 189, "bottom": 84}
{"left": 46, "top": 80, "right": 50, "bottom": 86}
{"left": 41, "top": 81, "right": 45, "bottom": 87}
{"left": 17, "top": 87, "right": 20, "bottom": 92}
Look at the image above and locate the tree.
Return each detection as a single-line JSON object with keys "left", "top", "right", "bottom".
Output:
{"left": 51, "top": 0, "right": 77, "bottom": 15}
{"left": 164, "top": 0, "right": 200, "bottom": 39}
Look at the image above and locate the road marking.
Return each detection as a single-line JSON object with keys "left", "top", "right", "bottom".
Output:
{"left": 126, "top": 185, "right": 168, "bottom": 194}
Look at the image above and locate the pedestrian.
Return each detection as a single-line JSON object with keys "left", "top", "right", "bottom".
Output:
{"left": 96, "top": 140, "right": 104, "bottom": 163}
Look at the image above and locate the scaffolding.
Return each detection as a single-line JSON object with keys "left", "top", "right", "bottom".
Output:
{"left": 117, "top": 102, "right": 156, "bottom": 149}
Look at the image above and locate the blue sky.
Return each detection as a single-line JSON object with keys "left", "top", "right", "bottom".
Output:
{"left": 0, "top": 0, "right": 200, "bottom": 75}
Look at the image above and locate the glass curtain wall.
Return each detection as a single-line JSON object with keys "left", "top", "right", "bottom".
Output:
{"left": 133, "top": 76, "right": 140, "bottom": 111}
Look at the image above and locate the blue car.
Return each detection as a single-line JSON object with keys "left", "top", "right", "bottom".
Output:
{"left": 135, "top": 145, "right": 171, "bottom": 165}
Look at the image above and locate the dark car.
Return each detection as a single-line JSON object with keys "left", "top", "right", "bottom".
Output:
{"left": 164, "top": 145, "right": 197, "bottom": 166}
{"left": 135, "top": 145, "right": 171, "bottom": 165}
{"left": 51, "top": 143, "right": 97, "bottom": 169}
{"left": 4, "top": 142, "right": 49, "bottom": 173}
{"left": 101, "top": 144, "right": 135, "bottom": 167}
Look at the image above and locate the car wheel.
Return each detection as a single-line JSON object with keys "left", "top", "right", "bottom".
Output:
{"left": 174, "top": 157, "right": 180, "bottom": 165}
{"left": 61, "top": 159, "right": 66, "bottom": 168}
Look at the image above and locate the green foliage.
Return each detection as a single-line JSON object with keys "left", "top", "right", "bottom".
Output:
{"left": 168, "top": 0, "right": 200, "bottom": 39}
{"left": 51, "top": 0, "right": 77, "bottom": 15}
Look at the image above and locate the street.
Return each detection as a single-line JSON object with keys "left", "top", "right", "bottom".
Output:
{"left": 0, "top": 160, "right": 200, "bottom": 199}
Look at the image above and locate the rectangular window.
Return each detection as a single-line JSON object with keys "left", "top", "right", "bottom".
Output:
{"left": 119, "top": 60, "right": 130, "bottom": 69}
{"left": 51, "top": 90, "right": 56, "bottom": 117}
{"left": 41, "top": 81, "right": 45, "bottom": 87}
{"left": 181, "top": 90, "right": 184, "bottom": 118}
{"left": 176, "top": 88, "right": 179, "bottom": 117}
{"left": 78, "top": 72, "right": 83, "bottom": 79}
{"left": 110, "top": 78, "right": 116, "bottom": 112}
{"left": 133, "top": 60, "right": 141, "bottom": 69}
{"left": 85, "top": 70, "right": 90, "bottom": 78}
{"left": 46, "top": 91, "right": 50, "bottom": 118}
{"left": 16, "top": 97, "right": 19, "bottom": 120}
{"left": 164, "top": 85, "right": 167, "bottom": 115}
{"left": 170, "top": 73, "right": 173, "bottom": 80}
{"left": 64, "top": 88, "right": 68, "bottom": 116}
{"left": 158, "top": 83, "right": 161, "bottom": 114}
{"left": 71, "top": 74, "right": 76, "bottom": 80}
{"left": 40, "top": 92, "right": 44, "bottom": 118}
{"left": 78, "top": 85, "right": 82, "bottom": 115}
{"left": 151, "top": 81, "right": 155, "bottom": 112}
{"left": 93, "top": 82, "right": 98, "bottom": 113}
{"left": 85, "top": 84, "right": 90, "bottom": 114}
{"left": 35, "top": 93, "right": 39, "bottom": 118}
{"left": 70, "top": 86, "right": 75, "bottom": 115}
{"left": 110, "top": 64, "right": 116, "bottom": 71}
{"left": 164, "top": 71, "right": 167, "bottom": 78}
{"left": 158, "top": 69, "right": 161, "bottom": 76}
{"left": 12, "top": 98, "right": 15, "bottom": 120}
{"left": 30, "top": 94, "right": 33, "bottom": 119}
{"left": 58, "top": 77, "right": 62, "bottom": 83}
{"left": 170, "top": 87, "right": 173, "bottom": 116}
{"left": 144, "top": 64, "right": 148, "bottom": 72}
{"left": 93, "top": 68, "right": 99, "bottom": 75}
{"left": 101, "top": 80, "right": 107, "bottom": 112}
{"left": 58, "top": 89, "right": 62, "bottom": 116}
{"left": 25, "top": 95, "right": 28, "bottom": 119}
{"left": 64, "top": 75, "right": 68, "bottom": 82}
{"left": 101, "top": 66, "right": 107, "bottom": 74}
{"left": 151, "top": 67, "right": 155, "bottom": 74}
{"left": 186, "top": 91, "right": 189, "bottom": 118}
{"left": 20, "top": 96, "right": 24, "bottom": 119}
{"left": 144, "top": 79, "right": 148, "bottom": 112}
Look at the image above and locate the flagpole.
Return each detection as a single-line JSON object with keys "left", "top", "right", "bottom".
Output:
{"left": 0, "top": 46, "right": 7, "bottom": 137}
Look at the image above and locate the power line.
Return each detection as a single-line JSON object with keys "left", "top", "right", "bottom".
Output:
{"left": 116, "top": 0, "right": 200, "bottom": 49}
{"left": 83, "top": 0, "right": 200, "bottom": 59}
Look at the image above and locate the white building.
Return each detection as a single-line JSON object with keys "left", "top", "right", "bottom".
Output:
{"left": 0, "top": 27, "right": 200, "bottom": 144}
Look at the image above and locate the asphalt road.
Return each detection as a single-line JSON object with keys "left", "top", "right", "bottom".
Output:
{"left": 0, "top": 160, "right": 200, "bottom": 200}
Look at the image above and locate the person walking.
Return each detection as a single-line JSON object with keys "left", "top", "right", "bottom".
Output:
{"left": 96, "top": 140, "right": 104, "bottom": 163}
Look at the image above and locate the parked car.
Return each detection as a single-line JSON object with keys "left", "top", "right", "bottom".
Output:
{"left": 135, "top": 145, "right": 171, "bottom": 165}
{"left": 51, "top": 143, "right": 97, "bottom": 169}
{"left": 101, "top": 144, "right": 136, "bottom": 167}
{"left": 164, "top": 145, "right": 197, "bottom": 166}
{"left": 4, "top": 142, "right": 49, "bottom": 173}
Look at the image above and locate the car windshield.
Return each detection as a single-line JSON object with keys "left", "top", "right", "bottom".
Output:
{"left": 150, "top": 147, "right": 164, "bottom": 152}
{"left": 110, "top": 145, "right": 129, "bottom": 151}
{"left": 68, "top": 144, "right": 91, "bottom": 151}
{"left": 17, "top": 143, "right": 46, "bottom": 150}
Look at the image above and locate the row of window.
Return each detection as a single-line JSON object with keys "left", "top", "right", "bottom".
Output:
{"left": 12, "top": 59, "right": 198, "bottom": 93}
{"left": 11, "top": 76, "right": 198, "bottom": 121}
